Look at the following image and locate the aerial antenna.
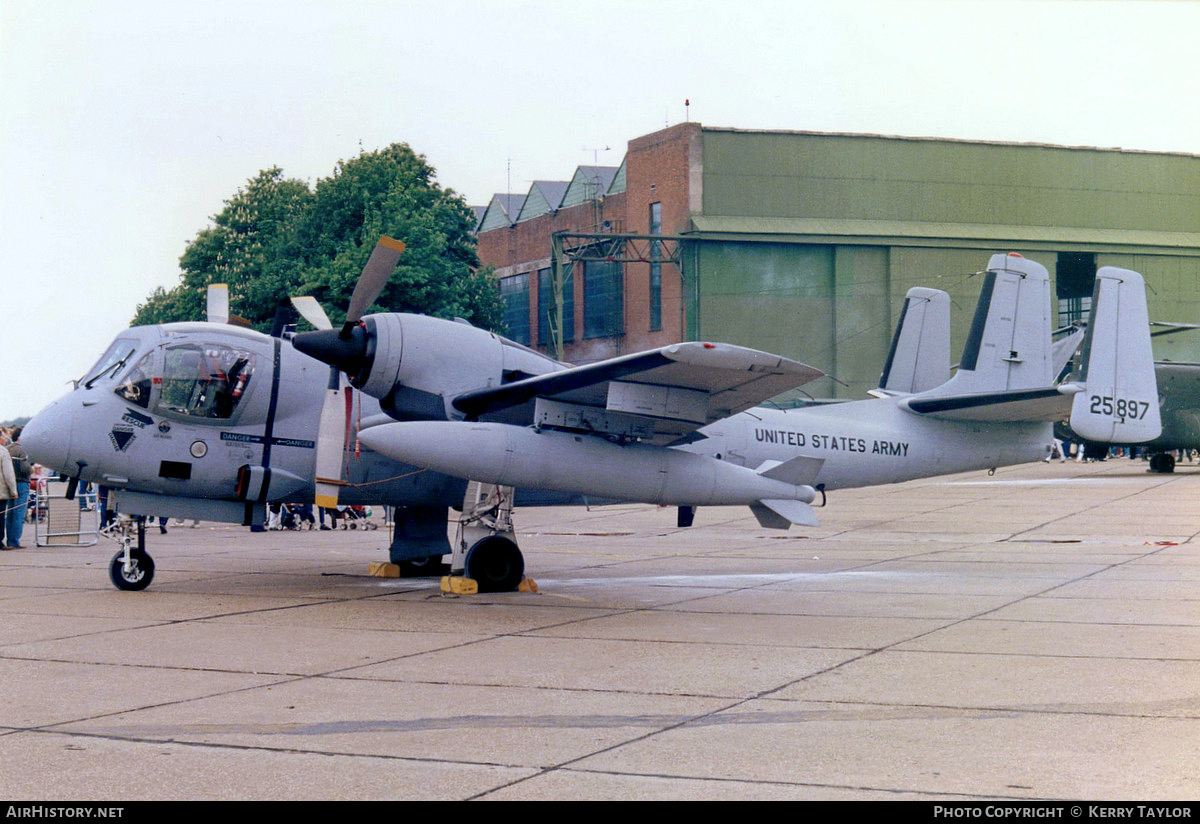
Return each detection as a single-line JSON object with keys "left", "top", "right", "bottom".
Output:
{"left": 685, "top": 98, "right": 690, "bottom": 122}
{"left": 583, "top": 146, "right": 611, "bottom": 164}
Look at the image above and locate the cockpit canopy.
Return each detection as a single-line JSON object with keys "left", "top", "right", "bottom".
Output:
{"left": 87, "top": 333, "right": 260, "bottom": 423}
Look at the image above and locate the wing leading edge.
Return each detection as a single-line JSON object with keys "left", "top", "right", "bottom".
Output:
{"left": 452, "top": 342, "right": 824, "bottom": 444}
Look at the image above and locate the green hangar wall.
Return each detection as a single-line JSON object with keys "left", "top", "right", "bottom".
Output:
{"left": 684, "top": 128, "right": 1200, "bottom": 400}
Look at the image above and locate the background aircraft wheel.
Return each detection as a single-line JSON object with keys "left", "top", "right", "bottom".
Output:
{"left": 109, "top": 550, "right": 155, "bottom": 591}
{"left": 1150, "top": 453, "right": 1176, "bottom": 473}
{"left": 398, "top": 554, "right": 448, "bottom": 577}
{"left": 1083, "top": 443, "right": 1108, "bottom": 461}
{"left": 464, "top": 536, "right": 524, "bottom": 593}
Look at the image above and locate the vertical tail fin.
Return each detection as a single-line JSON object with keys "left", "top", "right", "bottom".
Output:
{"left": 1068, "top": 267, "right": 1161, "bottom": 443}
{"left": 879, "top": 287, "right": 950, "bottom": 394}
{"left": 935, "top": 253, "right": 1053, "bottom": 395}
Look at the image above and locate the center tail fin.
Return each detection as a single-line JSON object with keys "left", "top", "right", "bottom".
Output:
{"left": 934, "top": 253, "right": 1053, "bottom": 396}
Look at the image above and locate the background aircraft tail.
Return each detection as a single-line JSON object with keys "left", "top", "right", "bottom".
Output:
{"left": 878, "top": 287, "right": 951, "bottom": 394}
{"left": 934, "top": 253, "right": 1053, "bottom": 396}
{"left": 1068, "top": 267, "right": 1161, "bottom": 443}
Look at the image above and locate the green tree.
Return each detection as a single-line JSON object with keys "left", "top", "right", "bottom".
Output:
{"left": 133, "top": 167, "right": 312, "bottom": 328}
{"left": 133, "top": 145, "right": 501, "bottom": 332}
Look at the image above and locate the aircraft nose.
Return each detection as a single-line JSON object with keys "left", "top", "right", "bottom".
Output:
{"left": 23, "top": 395, "right": 75, "bottom": 474}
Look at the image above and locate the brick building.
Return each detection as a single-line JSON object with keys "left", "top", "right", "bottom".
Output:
{"left": 475, "top": 122, "right": 1200, "bottom": 400}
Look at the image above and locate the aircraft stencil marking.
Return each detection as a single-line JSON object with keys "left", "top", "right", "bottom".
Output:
{"left": 109, "top": 426, "right": 135, "bottom": 452}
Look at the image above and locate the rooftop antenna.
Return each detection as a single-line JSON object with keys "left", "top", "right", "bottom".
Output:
{"left": 685, "top": 98, "right": 690, "bottom": 122}
{"left": 506, "top": 153, "right": 511, "bottom": 195}
{"left": 583, "top": 146, "right": 611, "bottom": 164}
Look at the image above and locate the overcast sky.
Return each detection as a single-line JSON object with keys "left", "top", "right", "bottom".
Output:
{"left": 2, "top": 0, "right": 1198, "bottom": 421}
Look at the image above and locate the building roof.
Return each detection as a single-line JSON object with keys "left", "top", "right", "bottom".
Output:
{"left": 560, "top": 166, "right": 620, "bottom": 208}
{"left": 476, "top": 193, "right": 527, "bottom": 232}
{"left": 516, "top": 180, "right": 570, "bottom": 222}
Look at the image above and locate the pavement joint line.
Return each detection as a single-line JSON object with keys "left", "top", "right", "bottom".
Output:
{"left": 543, "top": 765, "right": 1038, "bottom": 801}
{"left": 9, "top": 726, "right": 530, "bottom": 771}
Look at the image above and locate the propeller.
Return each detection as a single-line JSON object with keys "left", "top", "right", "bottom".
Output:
{"left": 290, "top": 296, "right": 333, "bottom": 332}
{"left": 342, "top": 236, "right": 406, "bottom": 338}
{"left": 205, "top": 283, "right": 252, "bottom": 327}
{"left": 207, "top": 284, "right": 229, "bottom": 325}
{"left": 291, "top": 236, "right": 405, "bottom": 508}
{"left": 291, "top": 294, "right": 345, "bottom": 508}
{"left": 1150, "top": 321, "right": 1200, "bottom": 338}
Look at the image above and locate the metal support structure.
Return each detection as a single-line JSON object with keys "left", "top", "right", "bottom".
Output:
{"left": 449, "top": 481, "right": 516, "bottom": 575}
{"left": 548, "top": 231, "right": 689, "bottom": 359}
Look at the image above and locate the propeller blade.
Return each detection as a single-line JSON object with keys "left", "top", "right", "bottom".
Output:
{"left": 313, "top": 367, "right": 348, "bottom": 509}
{"left": 290, "top": 296, "right": 333, "bottom": 331}
{"left": 342, "top": 236, "right": 406, "bottom": 337}
{"left": 207, "top": 284, "right": 229, "bottom": 325}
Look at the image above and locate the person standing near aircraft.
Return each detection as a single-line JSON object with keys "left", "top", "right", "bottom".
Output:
{"left": 5, "top": 427, "right": 31, "bottom": 547}
{"left": 0, "top": 430, "right": 17, "bottom": 548}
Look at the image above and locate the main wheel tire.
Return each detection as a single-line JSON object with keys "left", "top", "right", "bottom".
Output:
{"left": 464, "top": 536, "right": 524, "bottom": 593}
{"left": 109, "top": 549, "right": 155, "bottom": 591}
{"left": 1150, "top": 452, "right": 1176, "bottom": 473}
{"left": 1083, "top": 443, "right": 1108, "bottom": 462}
{"left": 398, "top": 554, "right": 448, "bottom": 577}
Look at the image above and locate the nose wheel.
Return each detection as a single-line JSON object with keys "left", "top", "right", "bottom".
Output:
{"left": 102, "top": 515, "right": 156, "bottom": 591}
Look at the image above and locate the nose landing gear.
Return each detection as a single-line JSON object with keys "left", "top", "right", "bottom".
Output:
{"left": 103, "top": 516, "right": 156, "bottom": 591}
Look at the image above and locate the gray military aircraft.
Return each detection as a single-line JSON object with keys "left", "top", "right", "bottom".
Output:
{"left": 24, "top": 244, "right": 1160, "bottom": 594}
{"left": 290, "top": 252, "right": 1161, "bottom": 588}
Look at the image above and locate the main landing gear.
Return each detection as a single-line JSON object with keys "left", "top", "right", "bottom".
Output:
{"left": 104, "top": 516, "right": 155, "bottom": 591}
{"left": 445, "top": 482, "right": 528, "bottom": 594}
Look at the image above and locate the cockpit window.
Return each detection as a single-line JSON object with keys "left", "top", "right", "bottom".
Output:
{"left": 82, "top": 340, "right": 137, "bottom": 389}
{"left": 153, "top": 344, "right": 256, "bottom": 420}
{"left": 114, "top": 352, "right": 154, "bottom": 409}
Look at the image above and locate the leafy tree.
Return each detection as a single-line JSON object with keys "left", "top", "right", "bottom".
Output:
{"left": 132, "top": 167, "right": 312, "bottom": 328}
{"left": 132, "top": 145, "right": 501, "bottom": 332}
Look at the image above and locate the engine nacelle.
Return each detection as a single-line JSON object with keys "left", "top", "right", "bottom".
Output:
{"left": 293, "top": 313, "right": 562, "bottom": 421}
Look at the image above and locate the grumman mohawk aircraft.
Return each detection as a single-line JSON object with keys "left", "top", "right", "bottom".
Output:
{"left": 24, "top": 243, "right": 1160, "bottom": 593}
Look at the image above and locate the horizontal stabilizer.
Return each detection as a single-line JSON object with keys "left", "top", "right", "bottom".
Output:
{"left": 755, "top": 455, "right": 824, "bottom": 486}
{"left": 1051, "top": 325, "right": 1087, "bottom": 380}
{"left": 1069, "top": 267, "right": 1161, "bottom": 443}
{"left": 901, "top": 386, "right": 1074, "bottom": 422}
{"left": 751, "top": 499, "right": 819, "bottom": 529}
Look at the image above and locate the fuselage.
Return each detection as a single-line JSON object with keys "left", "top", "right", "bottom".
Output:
{"left": 27, "top": 322, "right": 1055, "bottom": 522}
{"left": 685, "top": 397, "right": 1052, "bottom": 489}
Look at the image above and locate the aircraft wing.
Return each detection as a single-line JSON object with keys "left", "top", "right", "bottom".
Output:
{"left": 452, "top": 342, "right": 824, "bottom": 444}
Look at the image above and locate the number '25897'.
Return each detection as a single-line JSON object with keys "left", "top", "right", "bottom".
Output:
{"left": 1089, "top": 395, "right": 1149, "bottom": 422}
